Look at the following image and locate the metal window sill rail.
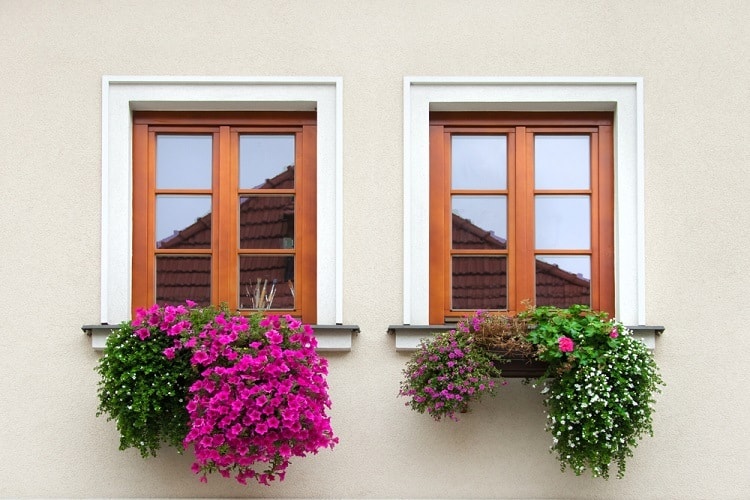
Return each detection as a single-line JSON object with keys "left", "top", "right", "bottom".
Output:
{"left": 387, "top": 324, "right": 664, "bottom": 352}
{"left": 83, "top": 323, "right": 359, "bottom": 352}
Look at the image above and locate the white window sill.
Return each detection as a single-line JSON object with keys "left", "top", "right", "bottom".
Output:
{"left": 83, "top": 324, "right": 358, "bottom": 352}
{"left": 388, "top": 324, "right": 663, "bottom": 352}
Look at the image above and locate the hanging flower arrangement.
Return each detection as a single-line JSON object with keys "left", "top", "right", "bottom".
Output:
{"left": 398, "top": 321, "right": 502, "bottom": 422}
{"left": 399, "top": 305, "right": 664, "bottom": 479}
{"left": 96, "top": 302, "right": 338, "bottom": 485}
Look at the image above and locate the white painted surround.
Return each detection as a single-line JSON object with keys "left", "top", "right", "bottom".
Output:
{"left": 403, "top": 77, "right": 647, "bottom": 327}
{"left": 101, "top": 76, "right": 344, "bottom": 327}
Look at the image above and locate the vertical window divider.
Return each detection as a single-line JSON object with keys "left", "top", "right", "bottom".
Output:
{"left": 590, "top": 130, "right": 601, "bottom": 311}
{"left": 218, "top": 126, "right": 234, "bottom": 309}
{"left": 517, "top": 126, "right": 534, "bottom": 310}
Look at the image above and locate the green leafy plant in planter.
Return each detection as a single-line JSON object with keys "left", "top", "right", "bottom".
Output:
{"left": 96, "top": 301, "right": 338, "bottom": 485}
{"left": 96, "top": 303, "right": 222, "bottom": 457}
{"left": 398, "top": 305, "right": 664, "bottom": 479}
{"left": 521, "top": 304, "right": 664, "bottom": 479}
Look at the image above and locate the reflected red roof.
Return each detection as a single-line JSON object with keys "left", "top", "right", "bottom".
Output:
{"left": 155, "top": 167, "right": 296, "bottom": 307}
{"left": 153, "top": 171, "right": 590, "bottom": 309}
{"left": 451, "top": 213, "right": 590, "bottom": 309}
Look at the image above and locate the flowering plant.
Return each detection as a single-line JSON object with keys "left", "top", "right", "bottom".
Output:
{"left": 521, "top": 305, "right": 664, "bottom": 479}
{"left": 96, "top": 302, "right": 338, "bottom": 485}
{"left": 398, "top": 305, "right": 663, "bottom": 479}
{"left": 398, "top": 314, "right": 502, "bottom": 421}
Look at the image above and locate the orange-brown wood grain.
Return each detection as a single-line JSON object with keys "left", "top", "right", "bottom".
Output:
{"left": 429, "top": 112, "right": 615, "bottom": 321}
{"left": 131, "top": 112, "right": 318, "bottom": 321}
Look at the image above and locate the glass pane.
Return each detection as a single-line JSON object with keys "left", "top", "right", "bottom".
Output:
{"left": 156, "top": 135, "right": 212, "bottom": 189}
{"left": 452, "top": 196, "right": 507, "bottom": 249}
{"left": 534, "top": 135, "right": 590, "bottom": 189}
{"left": 239, "top": 195, "right": 295, "bottom": 249}
{"left": 536, "top": 256, "right": 591, "bottom": 307}
{"left": 239, "top": 256, "right": 295, "bottom": 310}
{"left": 535, "top": 195, "right": 590, "bottom": 250}
{"left": 239, "top": 135, "right": 295, "bottom": 189}
{"left": 451, "top": 135, "right": 506, "bottom": 189}
{"left": 451, "top": 256, "right": 507, "bottom": 310}
{"left": 156, "top": 255, "right": 211, "bottom": 306}
{"left": 156, "top": 195, "right": 212, "bottom": 249}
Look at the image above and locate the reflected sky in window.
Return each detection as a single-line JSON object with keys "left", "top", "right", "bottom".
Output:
{"left": 240, "top": 135, "right": 295, "bottom": 189}
{"left": 451, "top": 135, "right": 506, "bottom": 190}
{"left": 156, "top": 135, "right": 212, "bottom": 189}
{"left": 534, "top": 135, "right": 590, "bottom": 190}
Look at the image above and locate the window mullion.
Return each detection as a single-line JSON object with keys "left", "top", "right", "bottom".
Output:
{"left": 514, "top": 126, "right": 535, "bottom": 311}
{"left": 506, "top": 129, "right": 517, "bottom": 312}
{"left": 215, "top": 126, "right": 235, "bottom": 309}
{"left": 590, "top": 131, "right": 601, "bottom": 310}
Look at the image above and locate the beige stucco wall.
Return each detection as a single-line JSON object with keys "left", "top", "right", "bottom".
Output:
{"left": 1, "top": 0, "right": 749, "bottom": 497}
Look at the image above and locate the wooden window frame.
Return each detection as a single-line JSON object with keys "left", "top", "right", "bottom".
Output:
{"left": 429, "top": 112, "right": 614, "bottom": 324}
{"left": 132, "top": 111, "right": 317, "bottom": 322}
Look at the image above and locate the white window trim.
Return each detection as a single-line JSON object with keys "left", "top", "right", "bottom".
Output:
{"left": 403, "top": 76, "right": 646, "bottom": 327}
{"left": 101, "top": 76, "right": 344, "bottom": 326}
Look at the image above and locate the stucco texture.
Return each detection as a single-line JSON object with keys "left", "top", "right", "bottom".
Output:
{"left": 1, "top": 0, "right": 749, "bottom": 498}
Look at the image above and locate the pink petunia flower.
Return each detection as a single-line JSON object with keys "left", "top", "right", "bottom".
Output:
{"left": 558, "top": 336, "right": 575, "bottom": 353}
{"left": 135, "top": 328, "right": 151, "bottom": 340}
{"left": 609, "top": 327, "right": 619, "bottom": 338}
{"left": 265, "top": 329, "right": 283, "bottom": 345}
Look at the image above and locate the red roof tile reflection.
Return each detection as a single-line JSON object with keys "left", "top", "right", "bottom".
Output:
{"left": 153, "top": 168, "right": 590, "bottom": 310}
{"left": 155, "top": 166, "right": 296, "bottom": 308}
{"left": 451, "top": 213, "right": 590, "bottom": 309}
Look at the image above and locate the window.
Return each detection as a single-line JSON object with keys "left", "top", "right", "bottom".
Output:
{"left": 99, "top": 77, "right": 343, "bottom": 335}
{"left": 403, "top": 77, "right": 647, "bottom": 329}
{"left": 132, "top": 112, "right": 317, "bottom": 322}
{"left": 428, "top": 112, "right": 614, "bottom": 323}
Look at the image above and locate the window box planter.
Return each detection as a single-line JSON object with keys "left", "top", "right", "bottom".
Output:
{"left": 389, "top": 323, "right": 663, "bottom": 379}
{"left": 494, "top": 355, "right": 548, "bottom": 378}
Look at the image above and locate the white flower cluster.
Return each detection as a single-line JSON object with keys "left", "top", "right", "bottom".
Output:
{"left": 543, "top": 333, "right": 662, "bottom": 479}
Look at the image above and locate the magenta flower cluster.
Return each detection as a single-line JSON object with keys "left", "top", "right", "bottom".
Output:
{"left": 131, "top": 303, "right": 338, "bottom": 485}
{"left": 399, "top": 312, "right": 501, "bottom": 421}
{"left": 557, "top": 336, "right": 575, "bottom": 353}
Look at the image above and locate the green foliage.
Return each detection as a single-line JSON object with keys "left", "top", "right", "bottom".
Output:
{"left": 523, "top": 304, "right": 619, "bottom": 368}
{"left": 95, "top": 322, "right": 192, "bottom": 457}
{"left": 521, "top": 305, "right": 664, "bottom": 479}
{"left": 95, "top": 305, "right": 223, "bottom": 457}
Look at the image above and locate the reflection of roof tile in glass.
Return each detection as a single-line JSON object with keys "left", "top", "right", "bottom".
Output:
{"left": 155, "top": 256, "right": 211, "bottom": 306}
{"left": 535, "top": 262, "right": 590, "bottom": 307}
{"left": 156, "top": 170, "right": 589, "bottom": 309}
{"left": 451, "top": 213, "right": 590, "bottom": 309}
{"left": 156, "top": 167, "right": 296, "bottom": 306}
{"left": 157, "top": 214, "right": 212, "bottom": 249}
{"left": 239, "top": 167, "right": 294, "bottom": 249}
{"left": 452, "top": 212, "right": 508, "bottom": 250}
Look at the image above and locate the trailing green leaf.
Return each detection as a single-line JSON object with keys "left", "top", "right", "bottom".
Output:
{"left": 95, "top": 304, "right": 222, "bottom": 457}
